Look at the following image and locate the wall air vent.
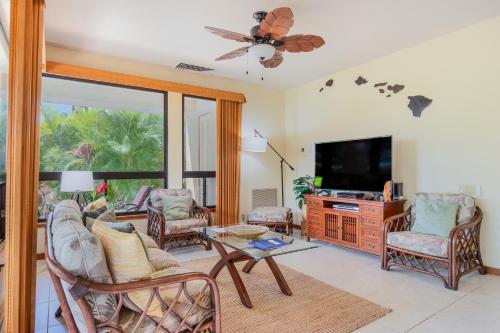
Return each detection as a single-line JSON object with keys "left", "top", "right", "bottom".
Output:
{"left": 174, "top": 63, "right": 214, "bottom": 72}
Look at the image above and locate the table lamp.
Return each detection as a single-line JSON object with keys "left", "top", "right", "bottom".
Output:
{"left": 60, "top": 171, "right": 94, "bottom": 209}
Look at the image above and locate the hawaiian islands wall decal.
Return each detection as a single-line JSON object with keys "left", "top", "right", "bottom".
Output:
{"left": 408, "top": 96, "right": 433, "bottom": 117}
{"left": 319, "top": 78, "right": 334, "bottom": 92}
{"left": 355, "top": 76, "right": 368, "bottom": 85}
{"left": 354, "top": 75, "right": 433, "bottom": 118}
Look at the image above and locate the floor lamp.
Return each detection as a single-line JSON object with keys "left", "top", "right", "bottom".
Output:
{"left": 242, "top": 129, "right": 294, "bottom": 207}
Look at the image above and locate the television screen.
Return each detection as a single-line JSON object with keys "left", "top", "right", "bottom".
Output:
{"left": 315, "top": 136, "right": 392, "bottom": 192}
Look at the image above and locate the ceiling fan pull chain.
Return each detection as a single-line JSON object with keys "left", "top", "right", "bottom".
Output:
{"left": 246, "top": 49, "right": 249, "bottom": 75}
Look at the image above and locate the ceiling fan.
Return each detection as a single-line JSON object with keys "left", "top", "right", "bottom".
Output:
{"left": 205, "top": 7, "right": 325, "bottom": 69}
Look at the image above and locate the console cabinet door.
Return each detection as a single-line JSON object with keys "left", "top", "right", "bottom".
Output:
{"left": 324, "top": 212, "right": 341, "bottom": 241}
{"left": 340, "top": 214, "right": 359, "bottom": 246}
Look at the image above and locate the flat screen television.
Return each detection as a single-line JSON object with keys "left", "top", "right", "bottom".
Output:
{"left": 315, "top": 136, "right": 392, "bottom": 192}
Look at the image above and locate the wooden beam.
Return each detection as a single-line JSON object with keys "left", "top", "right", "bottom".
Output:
{"left": 5, "top": 0, "right": 45, "bottom": 332}
{"left": 45, "top": 61, "right": 247, "bottom": 103}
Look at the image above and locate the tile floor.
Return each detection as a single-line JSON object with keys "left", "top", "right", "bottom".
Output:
{"left": 35, "top": 234, "right": 500, "bottom": 332}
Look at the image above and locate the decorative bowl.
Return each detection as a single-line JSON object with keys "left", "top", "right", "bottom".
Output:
{"left": 225, "top": 225, "right": 269, "bottom": 239}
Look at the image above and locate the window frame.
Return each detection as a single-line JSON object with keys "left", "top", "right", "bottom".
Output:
{"left": 182, "top": 94, "right": 216, "bottom": 208}
{"left": 38, "top": 73, "right": 169, "bottom": 220}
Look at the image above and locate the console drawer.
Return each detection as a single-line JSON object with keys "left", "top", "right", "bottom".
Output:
{"left": 307, "top": 214, "right": 322, "bottom": 228}
{"left": 360, "top": 205, "right": 382, "bottom": 216}
{"left": 307, "top": 198, "right": 322, "bottom": 209}
{"left": 307, "top": 228, "right": 322, "bottom": 239}
{"left": 360, "top": 227, "right": 380, "bottom": 240}
{"left": 361, "top": 216, "right": 382, "bottom": 228}
{"left": 360, "top": 238, "right": 381, "bottom": 254}
{"left": 307, "top": 208, "right": 321, "bottom": 217}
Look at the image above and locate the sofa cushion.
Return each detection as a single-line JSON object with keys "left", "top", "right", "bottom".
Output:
{"left": 150, "top": 188, "right": 193, "bottom": 208}
{"left": 147, "top": 248, "right": 180, "bottom": 271}
{"left": 92, "top": 221, "right": 153, "bottom": 283}
{"left": 165, "top": 218, "right": 207, "bottom": 235}
{"left": 387, "top": 231, "right": 448, "bottom": 258}
{"left": 248, "top": 206, "right": 291, "bottom": 223}
{"left": 126, "top": 266, "right": 212, "bottom": 331}
{"left": 137, "top": 232, "right": 159, "bottom": 249}
{"left": 49, "top": 200, "right": 117, "bottom": 332}
{"left": 411, "top": 197, "right": 459, "bottom": 237}
{"left": 161, "top": 196, "right": 193, "bottom": 221}
{"left": 411, "top": 193, "right": 475, "bottom": 225}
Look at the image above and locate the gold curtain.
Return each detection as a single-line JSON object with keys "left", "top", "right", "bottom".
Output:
{"left": 215, "top": 99, "right": 242, "bottom": 227}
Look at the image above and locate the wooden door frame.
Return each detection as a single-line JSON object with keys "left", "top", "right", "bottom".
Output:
{"left": 5, "top": 0, "right": 45, "bottom": 332}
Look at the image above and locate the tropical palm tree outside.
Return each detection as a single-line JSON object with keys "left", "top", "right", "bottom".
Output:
{"left": 38, "top": 103, "right": 165, "bottom": 217}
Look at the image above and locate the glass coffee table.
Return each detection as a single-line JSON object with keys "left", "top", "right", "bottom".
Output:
{"left": 192, "top": 226, "right": 318, "bottom": 308}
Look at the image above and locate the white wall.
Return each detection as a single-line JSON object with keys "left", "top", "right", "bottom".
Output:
{"left": 283, "top": 17, "right": 500, "bottom": 268}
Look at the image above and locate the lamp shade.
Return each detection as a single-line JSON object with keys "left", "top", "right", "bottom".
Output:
{"left": 60, "top": 171, "right": 94, "bottom": 192}
{"left": 242, "top": 137, "right": 268, "bottom": 152}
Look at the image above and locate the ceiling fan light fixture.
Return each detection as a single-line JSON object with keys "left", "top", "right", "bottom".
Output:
{"left": 248, "top": 43, "right": 275, "bottom": 61}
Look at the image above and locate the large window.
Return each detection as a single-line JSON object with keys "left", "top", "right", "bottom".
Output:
{"left": 183, "top": 95, "right": 216, "bottom": 207}
{"left": 38, "top": 76, "right": 167, "bottom": 219}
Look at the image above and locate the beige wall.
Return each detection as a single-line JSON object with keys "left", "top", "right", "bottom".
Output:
{"left": 283, "top": 17, "right": 500, "bottom": 268}
{"left": 43, "top": 44, "right": 286, "bottom": 222}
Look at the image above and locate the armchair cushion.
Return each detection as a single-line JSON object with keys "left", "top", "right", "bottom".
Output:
{"left": 138, "top": 232, "right": 159, "bottom": 249}
{"left": 411, "top": 197, "right": 459, "bottom": 237}
{"left": 165, "top": 218, "right": 208, "bottom": 235}
{"left": 49, "top": 200, "right": 117, "bottom": 332}
{"left": 147, "top": 248, "right": 180, "bottom": 271}
{"left": 161, "top": 196, "right": 193, "bottom": 221}
{"left": 248, "top": 206, "right": 291, "bottom": 223}
{"left": 387, "top": 231, "right": 448, "bottom": 258}
{"left": 411, "top": 193, "right": 475, "bottom": 225}
{"left": 150, "top": 188, "right": 193, "bottom": 208}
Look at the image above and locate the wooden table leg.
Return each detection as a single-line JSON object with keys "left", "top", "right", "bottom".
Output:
{"left": 242, "top": 259, "right": 258, "bottom": 273}
{"left": 265, "top": 257, "right": 292, "bottom": 296}
{"left": 210, "top": 241, "right": 253, "bottom": 308}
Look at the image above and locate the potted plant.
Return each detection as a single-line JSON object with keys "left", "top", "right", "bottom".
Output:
{"left": 293, "top": 175, "right": 315, "bottom": 217}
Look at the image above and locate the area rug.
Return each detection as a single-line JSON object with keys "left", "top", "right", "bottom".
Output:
{"left": 183, "top": 256, "right": 390, "bottom": 333}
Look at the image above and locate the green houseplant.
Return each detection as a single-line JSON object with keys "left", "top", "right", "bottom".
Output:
{"left": 293, "top": 175, "right": 314, "bottom": 210}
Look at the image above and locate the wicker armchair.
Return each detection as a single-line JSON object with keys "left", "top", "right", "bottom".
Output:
{"left": 147, "top": 189, "right": 212, "bottom": 252}
{"left": 381, "top": 193, "right": 485, "bottom": 290}
{"left": 46, "top": 200, "right": 221, "bottom": 333}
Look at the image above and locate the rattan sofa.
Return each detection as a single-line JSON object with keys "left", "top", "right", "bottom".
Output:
{"left": 381, "top": 193, "right": 485, "bottom": 290}
{"left": 45, "top": 200, "right": 221, "bottom": 332}
{"left": 147, "top": 189, "right": 212, "bottom": 251}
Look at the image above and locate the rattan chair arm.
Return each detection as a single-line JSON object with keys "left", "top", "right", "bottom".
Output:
{"left": 382, "top": 210, "right": 412, "bottom": 236}
{"left": 192, "top": 203, "right": 212, "bottom": 226}
{"left": 449, "top": 207, "right": 483, "bottom": 250}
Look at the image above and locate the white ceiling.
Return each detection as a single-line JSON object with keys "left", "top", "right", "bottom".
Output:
{"left": 44, "top": 0, "right": 500, "bottom": 90}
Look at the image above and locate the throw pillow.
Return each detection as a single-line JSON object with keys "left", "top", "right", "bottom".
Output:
{"left": 92, "top": 221, "right": 153, "bottom": 283}
{"left": 86, "top": 218, "right": 134, "bottom": 233}
{"left": 161, "top": 195, "right": 192, "bottom": 221}
{"left": 411, "top": 197, "right": 459, "bottom": 237}
{"left": 82, "top": 198, "right": 108, "bottom": 225}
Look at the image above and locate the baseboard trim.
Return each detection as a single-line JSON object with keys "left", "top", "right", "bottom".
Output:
{"left": 486, "top": 266, "right": 500, "bottom": 276}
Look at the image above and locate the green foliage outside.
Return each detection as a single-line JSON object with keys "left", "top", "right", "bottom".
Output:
{"left": 38, "top": 103, "right": 165, "bottom": 215}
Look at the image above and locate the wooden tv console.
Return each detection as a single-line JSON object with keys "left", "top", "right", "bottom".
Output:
{"left": 305, "top": 195, "right": 406, "bottom": 255}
